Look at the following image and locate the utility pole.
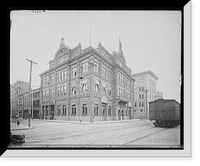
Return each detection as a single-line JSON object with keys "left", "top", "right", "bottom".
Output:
{"left": 145, "top": 89, "right": 150, "bottom": 119}
{"left": 26, "top": 59, "right": 37, "bottom": 127}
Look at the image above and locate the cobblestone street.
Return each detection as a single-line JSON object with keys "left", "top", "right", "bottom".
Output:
{"left": 10, "top": 119, "right": 181, "bottom": 148}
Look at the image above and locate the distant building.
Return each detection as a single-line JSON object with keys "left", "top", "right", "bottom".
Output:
{"left": 132, "top": 70, "right": 159, "bottom": 119}
{"left": 156, "top": 91, "right": 163, "bottom": 100}
{"left": 11, "top": 86, "right": 41, "bottom": 119}
{"left": 10, "top": 80, "right": 29, "bottom": 117}
{"left": 39, "top": 38, "right": 135, "bottom": 122}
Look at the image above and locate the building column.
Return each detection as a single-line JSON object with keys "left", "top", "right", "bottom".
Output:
{"left": 105, "top": 103, "right": 108, "bottom": 121}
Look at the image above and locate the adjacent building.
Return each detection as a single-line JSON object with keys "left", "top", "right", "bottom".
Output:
{"left": 10, "top": 80, "right": 41, "bottom": 119}
{"left": 39, "top": 38, "right": 135, "bottom": 122}
{"left": 10, "top": 80, "right": 29, "bottom": 117}
{"left": 132, "top": 70, "right": 159, "bottom": 119}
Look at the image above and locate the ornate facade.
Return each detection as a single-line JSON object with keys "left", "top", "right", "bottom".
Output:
{"left": 39, "top": 38, "right": 135, "bottom": 122}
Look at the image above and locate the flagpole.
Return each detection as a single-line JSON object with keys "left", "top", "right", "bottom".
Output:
{"left": 89, "top": 18, "right": 91, "bottom": 47}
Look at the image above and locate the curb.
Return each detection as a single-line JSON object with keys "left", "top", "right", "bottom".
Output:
{"left": 11, "top": 126, "right": 34, "bottom": 131}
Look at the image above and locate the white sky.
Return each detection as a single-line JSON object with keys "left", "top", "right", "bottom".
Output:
{"left": 10, "top": 10, "right": 181, "bottom": 102}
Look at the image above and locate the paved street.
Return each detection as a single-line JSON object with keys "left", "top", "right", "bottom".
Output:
{"left": 10, "top": 119, "right": 181, "bottom": 148}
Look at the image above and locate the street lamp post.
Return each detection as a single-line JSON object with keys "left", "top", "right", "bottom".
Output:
{"left": 78, "top": 75, "right": 84, "bottom": 122}
{"left": 132, "top": 85, "right": 139, "bottom": 119}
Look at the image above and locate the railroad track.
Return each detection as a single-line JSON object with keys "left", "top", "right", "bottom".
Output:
{"left": 123, "top": 128, "right": 168, "bottom": 145}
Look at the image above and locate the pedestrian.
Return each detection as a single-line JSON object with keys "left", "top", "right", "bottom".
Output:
{"left": 17, "top": 120, "right": 20, "bottom": 126}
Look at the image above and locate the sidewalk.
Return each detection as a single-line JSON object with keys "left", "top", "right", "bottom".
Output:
{"left": 10, "top": 123, "right": 33, "bottom": 131}
{"left": 43, "top": 118, "right": 141, "bottom": 124}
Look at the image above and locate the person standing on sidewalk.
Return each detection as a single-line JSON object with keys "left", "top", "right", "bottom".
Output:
{"left": 16, "top": 115, "right": 20, "bottom": 126}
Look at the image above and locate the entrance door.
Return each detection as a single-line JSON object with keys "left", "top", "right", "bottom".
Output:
{"left": 129, "top": 108, "right": 131, "bottom": 119}
{"left": 102, "top": 104, "right": 106, "bottom": 121}
{"left": 50, "top": 105, "right": 54, "bottom": 120}
{"left": 118, "top": 110, "right": 121, "bottom": 120}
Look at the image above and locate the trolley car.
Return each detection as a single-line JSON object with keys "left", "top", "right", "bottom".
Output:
{"left": 149, "top": 99, "right": 180, "bottom": 128}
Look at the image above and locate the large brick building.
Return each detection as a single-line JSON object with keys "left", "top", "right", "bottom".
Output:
{"left": 39, "top": 38, "right": 135, "bottom": 122}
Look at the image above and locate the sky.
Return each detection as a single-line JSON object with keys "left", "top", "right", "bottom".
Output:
{"left": 10, "top": 10, "right": 181, "bottom": 102}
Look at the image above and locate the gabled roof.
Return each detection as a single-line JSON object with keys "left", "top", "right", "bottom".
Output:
{"left": 54, "top": 45, "right": 70, "bottom": 59}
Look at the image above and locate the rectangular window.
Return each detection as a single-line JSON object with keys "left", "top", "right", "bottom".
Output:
{"left": 142, "top": 102, "right": 144, "bottom": 106}
{"left": 108, "top": 106, "right": 112, "bottom": 116}
{"left": 60, "top": 85, "right": 63, "bottom": 95}
{"left": 72, "top": 104, "right": 76, "bottom": 116}
{"left": 82, "top": 103, "right": 87, "bottom": 116}
{"left": 51, "top": 88, "right": 54, "bottom": 98}
{"left": 72, "top": 67, "right": 77, "bottom": 77}
{"left": 42, "top": 90, "right": 45, "bottom": 99}
{"left": 120, "top": 88, "right": 123, "bottom": 96}
{"left": 46, "top": 77, "right": 49, "bottom": 86}
{"left": 94, "top": 62, "right": 99, "bottom": 73}
{"left": 102, "top": 83, "right": 106, "bottom": 94}
{"left": 46, "top": 89, "right": 49, "bottom": 98}
{"left": 51, "top": 74, "right": 55, "bottom": 84}
{"left": 139, "top": 102, "right": 141, "bottom": 107}
{"left": 125, "top": 78, "right": 127, "bottom": 87}
{"left": 72, "top": 85, "right": 77, "bottom": 94}
{"left": 57, "top": 86, "right": 60, "bottom": 96}
{"left": 62, "top": 105, "right": 66, "bottom": 116}
{"left": 94, "top": 103, "right": 99, "bottom": 116}
{"left": 118, "top": 87, "right": 120, "bottom": 96}
{"left": 82, "top": 61, "right": 88, "bottom": 73}
{"left": 64, "top": 70, "right": 67, "bottom": 79}
{"left": 135, "top": 102, "right": 137, "bottom": 107}
{"left": 61, "top": 71, "right": 63, "bottom": 81}
{"left": 109, "top": 70, "right": 112, "bottom": 80}
{"left": 108, "top": 87, "right": 112, "bottom": 96}
{"left": 63, "top": 84, "right": 66, "bottom": 95}
{"left": 81, "top": 81, "right": 87, "bottom": 92}
{"left": 57, "top": 73, "right": 60, "bottom": 82}
{"left": 102, "top": 66, "right": 106, "bottom": 76}
{"left": 94, "top": 79, "right": 99, "bottom": 92}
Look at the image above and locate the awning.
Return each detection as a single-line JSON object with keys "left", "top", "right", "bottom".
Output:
{"left": 101, "top": 96, "right": 108, "bottom": 104}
